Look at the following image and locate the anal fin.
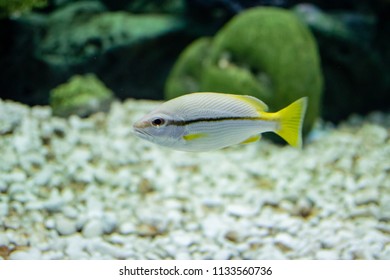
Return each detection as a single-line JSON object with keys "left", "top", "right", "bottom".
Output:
{"left": 240, "top": 134, "right": 261, "bottom": 145}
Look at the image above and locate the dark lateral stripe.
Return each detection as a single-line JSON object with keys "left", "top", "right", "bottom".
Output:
{"left": 170, "top": 116, "right": 264, "bottom": 126}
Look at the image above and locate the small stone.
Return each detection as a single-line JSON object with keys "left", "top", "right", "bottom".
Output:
{"left": 316, "top": 250, "right": 339, "bottom": 260}
{"left": 44, "top": 190, "right": 65, "bottom": 212}
{"left": 0, "top": 234, "right": 9, "bottom": 246}
{"left": 119, "top": 222, "right": 136, "bottom": 235}
{"left": 226, "top": 204, "right": 256, "bottom": 217}
{"left": 274, "top": 233, "right": 296, "bottom": 251}
{"left": 45, "top": 218, "right": 55, "bottom": 229}
{"left": 63, "top": 206, "right": 79, "bottom": 219}
{"left": 103, "top": 213, "right": 117, "bottom": 234}
{"left": 224, "top": 230, "right": 241, "bottom": 243}
{"left": 213, "top": 249, "right": 233, "bottom": 260}
{"left": 202, "top": 197, "right": 223, "bottom": 208}
{"left": 201, "top": 215, "right": 227, "bottom": 239}
{"left": 33, "top": 169, "right": 52, "bottom": 186}
{"left": 0, "top": 203, "right": 8, "bottom": 217}
{"left": 354, "top": 188, "right": 379, "bottom": 206}
{"left": 175, "top": 251, "right": 192, "bottom": 260}
{"left": 82, "top": 219, "right": 104, "bottom": 238}
{"left": 378, "top": 197, "right": 390, "bottom": 222}
{"left": 137, "top": 224, "right": 160, "bottom": 238}
{"left": 65, "top": 236, "right": 88, "bottom": 259}
{"left": 0, "top": 180, "right": 7, "bottom": 192}
{"left": 9, "top": 248, "right": 42, "bottom": 260}
{"left": 8, "top": 183, "right": 25, "bottom": 196}
{"left": 56, "top": 217, "right": 78, "bottom": 236}
{"left": 42, "top": 251, "right": 64, "bottom": 260}
{"left": 172, "top": 231, "right": 195, "bottom": 247}
{"left": 358, "top": 124, "right": 388, "bottom": 144}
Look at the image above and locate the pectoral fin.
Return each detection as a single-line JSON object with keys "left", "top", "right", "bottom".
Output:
{"left": 240, "top": 134, "right": 261, "bottom": 145}
{"left": 183, "top": 133, "right": 207, "bottom": 141}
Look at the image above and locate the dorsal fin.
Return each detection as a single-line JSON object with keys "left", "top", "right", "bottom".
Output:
{"left": 230, "top": 95, "right": 269, "bottom": 112}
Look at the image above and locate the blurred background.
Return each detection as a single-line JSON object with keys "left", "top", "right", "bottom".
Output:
{"left": 0, "top": 0, "right": 389, "bottom": 124}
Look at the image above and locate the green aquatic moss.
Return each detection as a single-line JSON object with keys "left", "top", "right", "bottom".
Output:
{"left": 50, "top": 74, "right": 114, "bottom": 117}
{"left": 0, "top": 0, "right": 47, "bottom": 17}
{"left": 165, "top": 7, "right": 323, "bottom": 134}
{"left": 165, "top": 37, "right": 212, "bottom": 96}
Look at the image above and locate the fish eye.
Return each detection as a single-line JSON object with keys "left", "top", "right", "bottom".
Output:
{"left": 151, "top": 117, "right": 165, "bottom": 127}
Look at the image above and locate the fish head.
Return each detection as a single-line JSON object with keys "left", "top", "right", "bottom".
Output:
{"left": 133, "top": 110, "right": 186, "bottom": 148}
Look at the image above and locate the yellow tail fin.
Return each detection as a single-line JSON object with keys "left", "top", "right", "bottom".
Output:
{"left": 275, "top": 97, "right": 308, "bottom": 148}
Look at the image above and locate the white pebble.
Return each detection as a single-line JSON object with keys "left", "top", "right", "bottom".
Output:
{"left": 213, "top": 249, "right": 233, "bottom": 260}
{"left": 56, "top": 217, "right": 78, "bottom": 236}
{"left": 103, "top": 213, "right": 118, "bottom": 234}
{"left": 226, "top": 204, "right": 256, "bottom": 217}
{"left": 0, "top": 233, "right": 9, "bottom": 246}
{"left": 82, "top": 219, "right": 104, "bottom": 238}
{"left": 119, "top": 222, "right": 136, "bottom": 235}
{"left": 0, "top": 180, "right": 7, "bottom": 192}
{"left": 316, "top": 250, "right": 339, "bottom": 260}
{"left": 65, "top": 236, "right": 88, "bottom": 259}
{"left": 201, "top": 215, "right": 228, "bottom": 239}
{"left": 0, "top": 202, "right": 8, "bottom": 216}
{"left": 10, "top": 248, "right": 42, "bottom": 260}
{"left": 171, "top": 231, "right": 195, "bottom": 247}
{"left": 175, "top": 251, "right": 192, "bottom": 260}
{"left": 274, "top": 233, "right": 297, "bottom": 251}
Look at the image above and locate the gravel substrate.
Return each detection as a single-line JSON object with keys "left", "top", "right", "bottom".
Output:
{"left": 0, "top": 98, "right": 389, "bottom": 260}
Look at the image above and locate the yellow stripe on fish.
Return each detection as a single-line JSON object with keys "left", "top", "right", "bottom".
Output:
{"left": 133, "top": 92, "right": 308, "bottom": 152}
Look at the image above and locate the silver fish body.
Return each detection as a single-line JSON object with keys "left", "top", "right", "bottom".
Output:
{"left": 133, "top": 92, "right": 307, "bottom": 152}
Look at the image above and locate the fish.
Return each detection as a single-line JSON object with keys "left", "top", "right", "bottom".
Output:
{"left": 133, "top": 92, "right": 308, "bottom": 152}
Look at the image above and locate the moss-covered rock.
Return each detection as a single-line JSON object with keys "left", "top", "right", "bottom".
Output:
{"left": 40, "top": 2, "right": 183, "bottom": 65}
{"left": 165, "top": 37, "right": 212, "bottom": 95}
{"left": 0, "top": 0, "right": 47, "bottom": 18}
{"left": 50, "top": 74, "right": 114, "bottom": 117}
{"left": 165, "top": 7, "right": 323, "bottom": 134}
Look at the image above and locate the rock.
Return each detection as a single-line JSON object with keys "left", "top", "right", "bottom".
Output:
{"left": 82, "top": 219, "right": 104, "bottom": 238}
{"left": 0, "top": 99, "right": 28, "bottom": 135}
{"left": 170, "top": 231, "right": 195, "bottom": 247}
{"left": 0, "top": 202, "right": 8, "bottom": 217}
{"left": 213, "top": 249, "right": 233, "bottom": 260}
{"left": 175, "top": 251, "right": 192, "bottom": 260}
{"left": 274, "top": 233, "right": 297, "bottom": 252}
{"left": 43, "top": 189, "right": 65, "bottom": 212}
{"left": 226, "top": 204, "right": 256, "bottom": 217}
{"left": 9, "top": 248, "right": 42, "bottom": 260}
{"left": 354, "top": 188, "right": 379, "bottom": 206}
{"left": 0, "top": 179, "right": 7, "bottom": 192}
{"left": 65, "top": 235, "right": 88, "bottom": 259}
{"left": 56, "top": 217, "right": 78, "bottom": 236}
{"left": 165, "top": 38, "right": 212, "bottom": 96}
{"left": 315, "top": 249, "right": 339, "bottom": 260}
{"left": 165, "top": 7, "right": 323, "bottom": 134}
{"left": 357, "top": 124, "right": 388, "bottom": 145}
{"left": 118, "top": 222, "right": 136, "bottom": 235}
{"left": 0, "top": 0, "right": 189, "bottom": 105}
{"left": 102, "top": 213, "right": 117, "bottom": 234}
{"left": 62, "top": 206, "right": 78, "bottom": 219}
{"left": 0, "top": 0, "right": 47, "bottom": 18}
{"left": 201, "top": 215, "right": 228, "bottom": 239}
{"left": 50, "top": 74, "right": 114, "bottom": 117}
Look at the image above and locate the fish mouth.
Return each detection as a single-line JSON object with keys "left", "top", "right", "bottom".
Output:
{"left": 133, "top": 125, "right": 152, "bottom": 140}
